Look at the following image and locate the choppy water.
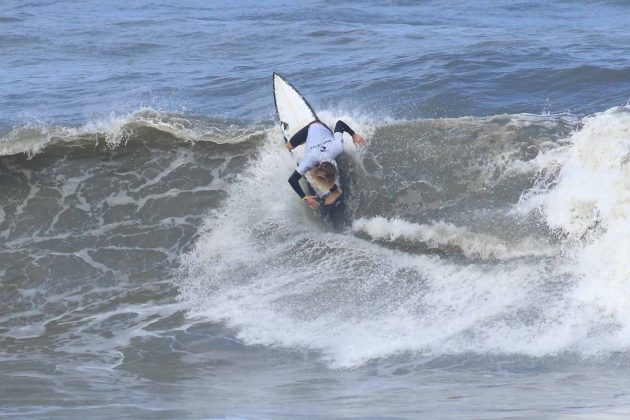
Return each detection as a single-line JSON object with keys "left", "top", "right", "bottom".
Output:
{"left": 3, "top": 1, "right": 630, "bottom": 419}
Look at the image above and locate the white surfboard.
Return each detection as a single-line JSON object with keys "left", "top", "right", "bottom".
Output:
{"left": 273, "top": 73, "right": 318, "bottom": 142}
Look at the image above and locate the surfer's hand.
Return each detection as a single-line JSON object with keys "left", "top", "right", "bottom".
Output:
{"left": 285, "top": 142, "right": 294, "bottom": 151}
{"left": 303, "top": 196, "right": 320, "bottom": 209}
{"left": 352, "top": 133, "right": 366, "bottom": 147}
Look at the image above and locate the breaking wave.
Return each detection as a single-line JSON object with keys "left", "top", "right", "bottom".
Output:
{"left": 6, "top": 104, "right": 630, "bottom": 369}
{"left": 178, "top": 108, "right": 630, "bottom": 368}
{"left": 0, "top": 108, "right": 267, "bottom": 157}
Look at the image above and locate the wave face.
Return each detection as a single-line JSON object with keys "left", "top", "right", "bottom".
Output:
{"left": 0, "top": 110, "right": 262, "bottom": 369}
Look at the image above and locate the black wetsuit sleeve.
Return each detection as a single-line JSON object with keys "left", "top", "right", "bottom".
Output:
{"left": 288, "top": 170, "right": 306, "bottom": 198}
{"left": 334, "top": 120, "right": 355, "bottom": 136}
{"left": 288, "top": 124, "right": 310, "bottom": 148}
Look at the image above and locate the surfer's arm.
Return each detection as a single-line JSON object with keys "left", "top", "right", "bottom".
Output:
{"left": 288, "top": 170, "right": 306, "bottom": 198}
{"left": 288, "top": 170, "right": 319, "bottom": 208}
{"left": 334, "top": 120, "right": 366, "bottom": 147}
{"left": 334, "top": 120, "right": 355, "bottom": 136}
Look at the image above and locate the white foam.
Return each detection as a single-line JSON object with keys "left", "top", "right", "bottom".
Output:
{"left": 5, "top": 324, "right": 47, "bottom": 339}
{"left": 518, "top": 107, "right": 630, "bottom": 238}
{"left": 177, "top": 121, "right": 553, "bottom": 368}
{"left": 178, "top": 107, "right": 630, "bottom": 368}
{"left": 516, "top": 106, "right": 630, "bottom": 350}
{"left": 352, "top": 216, "right": 555, "bottom": 259}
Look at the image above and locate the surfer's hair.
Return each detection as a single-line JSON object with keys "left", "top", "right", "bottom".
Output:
{"left": 312, "top": 161, "right": 337, "bottom": 183}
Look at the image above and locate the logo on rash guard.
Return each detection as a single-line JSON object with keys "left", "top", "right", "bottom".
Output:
{"left": 311, "top": 138, "right": 332, "bottom": 153}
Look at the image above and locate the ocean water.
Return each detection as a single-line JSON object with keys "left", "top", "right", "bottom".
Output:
{"left": 2, "top": 0, "right": 630, "bottom": 418}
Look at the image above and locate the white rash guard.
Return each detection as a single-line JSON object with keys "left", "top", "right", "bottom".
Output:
{"left": 296, "top": 123, "right": 344, "bottom": 175}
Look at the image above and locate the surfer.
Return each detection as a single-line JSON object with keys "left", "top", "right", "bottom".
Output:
{"left": 287, "top": 120, "right": 365, "bottom": 209}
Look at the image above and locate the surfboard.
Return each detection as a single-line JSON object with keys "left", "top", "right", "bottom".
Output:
{"left": 273, "top": 73, "right": 318, "bottom": 142}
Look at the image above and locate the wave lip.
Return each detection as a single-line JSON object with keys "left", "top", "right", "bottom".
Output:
{"left": 0, "top": 108, "right": 266, "bottom": 157}
{"left": 519, "top": 106, "right": 630, "bottom": 238}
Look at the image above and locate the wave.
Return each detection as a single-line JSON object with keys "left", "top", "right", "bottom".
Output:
{"left": 175, "top": 109, "right": 569, "bottom": 367}
{"left": 6, "top": 104, "right": 629, "bottom": 368}
{"left": 0, "top": 108, "right": 268, "bottom": 157}
{"left": 176, "top": 106, "right": 630, "bottom": 368}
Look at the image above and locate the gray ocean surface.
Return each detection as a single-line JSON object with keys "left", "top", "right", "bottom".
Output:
{"left": 2, "top": 0, "right": 630, "bottom": 418}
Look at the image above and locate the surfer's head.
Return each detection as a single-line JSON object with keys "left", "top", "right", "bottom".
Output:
{"left": 312, "top": 161, "right": 337, "bottom": 184}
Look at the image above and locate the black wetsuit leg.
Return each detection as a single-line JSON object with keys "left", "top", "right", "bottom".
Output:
{"left": 289, "top": 120, "right": 335, "bottom": 148}
{"left": 288, "top": 124, "right": 310, "bottom": 148}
